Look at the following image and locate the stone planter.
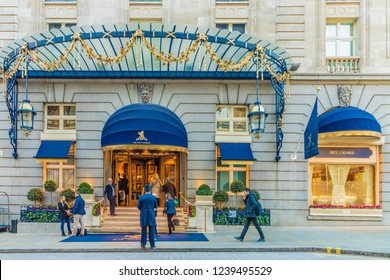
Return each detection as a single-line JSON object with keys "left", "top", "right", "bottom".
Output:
{"left": 92, "top": 215, "right": 101, "bottom": 226}
{"left": 188, "top": 216, "right": 196, "bottom": 228}
{"left": 308, "top": 208, "right": 383, "bottom": 221}
{"left": 195, "top": 195, "right": 213, "bottom": 203}
{"left": 80, "top": 194, "right": 95, "bottom": 202}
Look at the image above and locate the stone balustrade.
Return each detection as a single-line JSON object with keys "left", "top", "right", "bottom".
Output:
{"left": 326, "top": 57, "right": 360, "bottom": 73}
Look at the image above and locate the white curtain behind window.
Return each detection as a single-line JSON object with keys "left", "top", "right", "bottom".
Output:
{"left": 328, "top": 164, "right": 350, "bottom": 205}
{"left": 46, "top": 169, "right": 59, "bottom": 185}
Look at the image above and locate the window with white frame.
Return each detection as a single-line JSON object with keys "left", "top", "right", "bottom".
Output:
{"left": 44, "top": 143, "right": 76, "bottom": 190}
{"left": 48, "top": 22, "right": 76, "bottom": 31}
{"left": 45, "top": 104, "right": 76, "bottom": 131}
{"left": 216, "top": 105, "right": 248, "bottom": 134}
{"left": 216, "top": 146, "right": 249, "bottom": 191}
{"left": 216, "top": 23, "right": 246, "bottom": 33}
{"left": 326, "top": 22, "right": 355, "bottom": 57}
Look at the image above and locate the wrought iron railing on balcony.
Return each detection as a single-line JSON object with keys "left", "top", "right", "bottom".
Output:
{"left": 326, "top": 57, "right": 360, "bottom": 73}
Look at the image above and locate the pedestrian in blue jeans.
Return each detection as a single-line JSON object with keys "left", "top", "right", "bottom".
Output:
{"left": 58, "top": 195, "right": 72, "bottom": 236}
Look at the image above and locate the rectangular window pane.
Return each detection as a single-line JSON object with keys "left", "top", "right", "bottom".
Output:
{"left": 217, "top": 171, "right": 229, "bottom": 191}
{"left": 326, "top": 24, "right": 337, "bottom": 37}
{"left": 47, "top": 119, "right": 60, "bottom": 129}
{"left": 339, "top": 24, "right": 352, "bottom": 37}
{"left": 233, "top": 107, "right": 246, "bottom": 118}
{"left": 217, "top": 121, "right": 230, "bottom": 131}
{"left": 216, "top": 107, "right": 229, "bottom": 118}
{"left": 326, "top": 42, "right": 336, "bottom": 56}
{"left": 64, "top": 120, "right": 76, "bottom": 130}
{"left": 63, "top": 169, "right": 75, "bottom": 189}
{"left": 216, "top": 23, "right": 228, "bottom": 30}
{"left": 338, "top": 41, "right": 353, "bottom": 56}
{"left": 48, "top": 23, "right": 61, "bottom": 30}
{"left": 232, "top": 24, "right": 245, "bottom": 33}
{"left": 47, "top": 106, "right": 60, "bottom": 116}
{"left": 233, "top": 121, "right": 246, "bottom": 132}
{"left": 64, "top": 23, "right": 76, "bottom": 28}
{"left": 46, "top": 168, "right": 59, "bottom": 184}
{"left": 46, "top": 162, "right": 59, "bottom": 165}
{"left": 64, "top": 106, "right": 76, "bottom": 116}
{"left": 233, "top": 171, "right": 246, "bottom": 186}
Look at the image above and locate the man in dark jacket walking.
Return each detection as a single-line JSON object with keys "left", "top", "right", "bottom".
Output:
{"left": 234, "top": 188, "right": 265, "bottom": 242}
{"left": 137, "top": 184, "right": 158, "bottom": 249}
{"left": 72, "top": 191, "right": 86, "bottom": 236}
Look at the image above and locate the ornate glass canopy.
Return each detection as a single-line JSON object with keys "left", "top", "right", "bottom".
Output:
{"left": 0, "top": 23, "right": 291, "bottom": 160}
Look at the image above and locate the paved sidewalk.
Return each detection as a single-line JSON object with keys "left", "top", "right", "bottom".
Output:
{"left": 0, "top": 226, "right": 390, "bottom": 258}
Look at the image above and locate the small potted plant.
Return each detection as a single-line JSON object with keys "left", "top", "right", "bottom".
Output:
{"left": 77, "top": 182, "right": 95, "bottom": 201}
{"left": 195, "top": 184, "right": 213, "bottom": 202}
{"left": 213, "top": 189, "right": 228, "bottom": 209}
{"left": 230, "top": 180, "right": 245, "bottom": 209}
{"left": 43, "top": 180, "right": 58, "bottom": 205}
{"left": 91, "top": 201, "right": 102, "bottom": 226}
{"left": 27, "top": 188, "right": 44, "bottom": 206}
{"left": 187, "top": 205, "right": 196, "bottom": 228}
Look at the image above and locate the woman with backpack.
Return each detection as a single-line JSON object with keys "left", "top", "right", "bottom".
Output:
{"left": 234, "top": 188, "right": 266, "bottom": 242}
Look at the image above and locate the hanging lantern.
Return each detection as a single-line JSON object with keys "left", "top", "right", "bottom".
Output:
{"left": 18, "top": 98, "right": 36, "bottom": 136}
{"left": 248, "top": 102, "right": 268, "bottom": 139}
{"left": 248, "top": 50, "right": 267, "bottom": 139}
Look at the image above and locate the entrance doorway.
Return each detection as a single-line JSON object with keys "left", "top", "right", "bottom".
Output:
{"left": 113, "top": 151, "right": 180, "bottom": 207}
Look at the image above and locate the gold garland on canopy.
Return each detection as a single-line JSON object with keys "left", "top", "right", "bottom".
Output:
{"left": 1, "top": 29, "right": 290, "bottom": 125}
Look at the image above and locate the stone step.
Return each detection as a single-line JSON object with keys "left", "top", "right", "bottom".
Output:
{"left": 98, "top": 207, "right": 188, "bottom": 233}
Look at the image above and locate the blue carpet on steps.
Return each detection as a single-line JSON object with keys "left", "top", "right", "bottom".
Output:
{"left": 60, "top": 233, "right": 208, "bottom": 242}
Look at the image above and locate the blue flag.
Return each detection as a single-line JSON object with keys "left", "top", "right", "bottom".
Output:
{"left": 304, "top": 97, "right": 319, "bottom": 159}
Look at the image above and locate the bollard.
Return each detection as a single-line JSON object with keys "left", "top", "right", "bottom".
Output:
{"left": 11, "top": 219, "right": 17, "bottom": 233}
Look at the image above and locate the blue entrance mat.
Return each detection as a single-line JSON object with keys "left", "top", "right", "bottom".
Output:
{"left": 60, "top": 233, "right": 208, "bottom": 242}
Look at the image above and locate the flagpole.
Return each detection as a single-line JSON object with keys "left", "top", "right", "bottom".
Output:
{"left": 291, "top": 87, "right": 321, "bottom": 160}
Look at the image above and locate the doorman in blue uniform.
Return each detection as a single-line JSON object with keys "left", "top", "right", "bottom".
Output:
{"left": 137, "top": 184, "right": 158, "bottom": 249}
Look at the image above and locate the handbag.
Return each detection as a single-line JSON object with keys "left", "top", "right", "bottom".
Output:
{"left": 173, "top": 216, "right": 180, "bottom": 226}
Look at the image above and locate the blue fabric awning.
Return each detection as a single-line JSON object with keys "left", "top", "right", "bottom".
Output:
{"left": 34, "top": 140, "right": 73, "bottom": 161}
{"left": 101, "top": 103, "right": 188, "bottom": 152}
{"left": 318, "top": 107, "right": 382, "bottom": 137}
{"left": 218, "top": 143, "right": 255, "bottom": 164}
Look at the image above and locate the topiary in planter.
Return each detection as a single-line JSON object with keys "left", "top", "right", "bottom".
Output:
{"left": 230, "top": 180, "right": 245, "bottom": 208}
{"left": 60, "top": 188, "right": 75, "bottom": 203}
{"left": 252, "top": 190, "right": 261, "bottom": 201}
{"left": 196, "top": 184, "right": 213, "bottom": 196}
{"left": 27, "top": 188, "right": 44, "bottom": 206}
{"left": 213, "top": 189, "right": 228, "bottom": 209}
{"left": 43, "top": 180, "right": 58, "bottom": 205}
{"left": 77, "top": 182, "right": 94, "bottom": 194}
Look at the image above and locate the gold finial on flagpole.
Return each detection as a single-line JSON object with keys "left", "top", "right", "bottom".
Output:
{"left": 316, "top": 86, "right": 321, "bottom": 93}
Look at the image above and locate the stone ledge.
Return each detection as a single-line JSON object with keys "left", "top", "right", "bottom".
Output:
{"left": 308, "top": 208, "right": 383, "bottom": 221}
